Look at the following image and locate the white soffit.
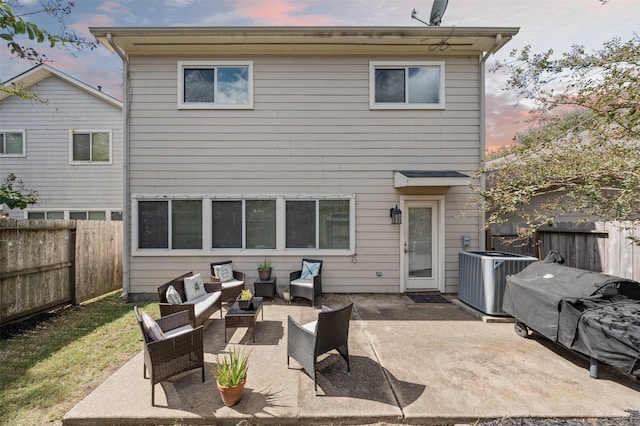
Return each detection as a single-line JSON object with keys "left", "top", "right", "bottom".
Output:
{"left": 394, "top": 170, "right": 471, "bottom": 187}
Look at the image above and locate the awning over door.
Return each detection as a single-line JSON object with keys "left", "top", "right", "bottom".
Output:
{"left": 394, "top": 170, "right": 471, "bottom": 188}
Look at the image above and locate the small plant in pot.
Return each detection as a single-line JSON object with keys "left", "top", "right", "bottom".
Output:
{"left": 212, "top": 345, "right": 251, "bottom": 407}
{"left": 257, "top": 258, "right": 273, "bottom": 281}
{"left": 237, "top": 289, "right": 253, "bottom": 310}
{"left": 280, "top": 286, "right": 291, "bottom": 303}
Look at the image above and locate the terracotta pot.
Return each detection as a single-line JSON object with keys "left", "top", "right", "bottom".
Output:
{"left": 217, "top": 377, "right": 246, "bottom": 407}
{"left": 258, "top": 269, "right": 272, "bottom": 281}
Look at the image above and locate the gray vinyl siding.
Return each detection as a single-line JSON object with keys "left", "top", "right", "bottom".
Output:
{"left": 126, "top": 54, "right": 482, "bottom": 295}
{"left": 0, "top": 75, "right": 123, "bottom": 217}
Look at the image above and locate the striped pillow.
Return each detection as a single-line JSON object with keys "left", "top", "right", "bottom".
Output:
{"left": 141, "top": 312, "right": 165, "bottom": 342}
{"left": 166, "top": 285, "right": 182, "bottom": 304}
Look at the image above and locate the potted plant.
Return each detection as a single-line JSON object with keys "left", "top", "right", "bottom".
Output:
{"left": 237, "top": 288, "right": 253, "bottom": 310}
{"left": 257, "top": 258, "right": 273, "bottom": 281}
{"left": 212, "top": 345, "right": 251, "bottom": 407}
{"left": 279, "top": 286, "right": 291, "bottom": 303}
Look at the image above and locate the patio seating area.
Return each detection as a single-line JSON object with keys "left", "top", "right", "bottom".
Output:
{"left": 64, "top": 294, "right": 640, "bottom": 426}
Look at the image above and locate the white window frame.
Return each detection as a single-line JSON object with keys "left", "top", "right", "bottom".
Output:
{"left": 0, "top": 130, "right": 26, "bottom": 157}
{"left": 132, "top": 194, "right": 356, "bottom": 256}
{"left": 69, "top": 130, "right": 113, "bottom": 165}
{"left": 177, "top": 61, "right": 254, "bottom": 110}
{"left": 369, "top": 61, "right": 445, "bottom": 110}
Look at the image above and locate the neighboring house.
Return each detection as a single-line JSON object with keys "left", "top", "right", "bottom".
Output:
{"left": 0, "top": 64, "right": 123, "bottom": 221}
{"left": 90, "top": 26, "right": 519, "bottom": 299}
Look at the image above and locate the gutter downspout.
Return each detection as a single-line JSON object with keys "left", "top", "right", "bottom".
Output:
{"left": 106, "top": 33, "right": 130, "bottom": 298}
{"left": 478, "top": 34, "right": 502, "bottom": 250}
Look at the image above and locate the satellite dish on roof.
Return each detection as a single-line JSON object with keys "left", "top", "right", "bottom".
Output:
{"left": 429, "top": 0, "right": 448, "bottom": 26}
{"left": 411, "top": 0, "right": 448, "bottom": 26}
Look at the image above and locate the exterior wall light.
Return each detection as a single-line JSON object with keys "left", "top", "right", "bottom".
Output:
{"left": 390, "top": 205, "right": 402, "bottom": 224}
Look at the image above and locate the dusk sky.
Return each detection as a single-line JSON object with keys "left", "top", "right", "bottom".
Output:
{"left": 2, "top": 0, "right": 638, "bottom": 150}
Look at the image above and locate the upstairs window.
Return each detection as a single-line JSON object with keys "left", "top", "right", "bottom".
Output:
{"left": 370, "top": 61, "right": 445, "bottom": 109}
{"left": 70, "top": 130, "right": 111, "bottom": 164}
{"left": 0, "top": 130, "right": 25, "bottom": 157}
{"left": 178, "top": 61, "right": 253, "bottom": 109}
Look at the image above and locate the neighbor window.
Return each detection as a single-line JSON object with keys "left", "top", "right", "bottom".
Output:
{"left": 70, "top": 131, "right": 111, "bottom": 163}
{"left": 138, "top": 200, "right": 202, "bottom": 249}
{"left": 27, "top": 210, "right": 118, "bottom": 220}
{"left": 178, "top": 61, "right": 253, "bottom": 109}
{"left": 369, "top": 61, "right": 445, "bottom": 109}
{"left": 69, "top": 211, "right": 107, "bottom": 221}
{"left": 212, "top": 199, "right": 276, "bottom": 249}
{"left": 0, "top": 131, "right": 25, "bottom": 156}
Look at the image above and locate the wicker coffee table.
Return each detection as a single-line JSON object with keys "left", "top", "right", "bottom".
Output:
{"left": 224, "top": 297, "right": 264, "bottom": 343}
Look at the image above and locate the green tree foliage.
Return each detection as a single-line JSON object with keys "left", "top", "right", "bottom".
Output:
{"left": 476, "top": 34, "right": 640, "bottom": 237}
{"left": 0, "top": 173, "right": 38, "bottom": 209}
{"left": 0, "top": 0, "right": 97, "bottom": 97}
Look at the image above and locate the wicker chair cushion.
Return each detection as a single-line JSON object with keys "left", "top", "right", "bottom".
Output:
{"left": 166, "top": 285, "right": 183, "bottom": 304}
{"left": 184, "top": 291, "right": 221, "bottom": 318}
{"left": 301, "top": 261, "right": 321, "bottom": 280}
{"left": 291, "top": 278, "right": 314, "bottom": 287}
{"left": 163, "top": 324, "right": 194, "bottom": 339}
{"left": 221, "top": 279, "right": 243, "bottom": 289}
{"left": 302, "top": 320, "right": 317, "bottom": 333}
{"left": 141, "top": 311, "right": 165, "bottom": 342}
{"left": 184, "top": 273, "right": 206, "bottom": 301}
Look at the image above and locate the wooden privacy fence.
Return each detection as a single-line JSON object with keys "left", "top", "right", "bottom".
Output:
{"left": 487, "top": 222, "right": 640, "bottom": 281}
{"left": 0, "top": 219, "right": 123, "bottom": 325}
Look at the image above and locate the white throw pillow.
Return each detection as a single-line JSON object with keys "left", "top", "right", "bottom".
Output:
{"left": 301, "top": 261, "right": 321, "bottom": 280}
{"left": 142, "top": 311, "right": 165, "bottom": 342}
{"left": 165, "top": 285, "right": 182, "bottom": 304}
{"left": 217, "top": 264, "right": 234, "bottom": 283}
{"left": 184, "top": 273, "right": 207, "bottom": 301}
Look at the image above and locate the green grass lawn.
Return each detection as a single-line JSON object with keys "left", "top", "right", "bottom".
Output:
{"left": 0, "top": 292, "right": 159, "bottom": 426}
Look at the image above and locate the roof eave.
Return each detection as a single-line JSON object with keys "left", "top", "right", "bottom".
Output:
{"left": 89, "top": 26, "right": 519, "bottom": 56}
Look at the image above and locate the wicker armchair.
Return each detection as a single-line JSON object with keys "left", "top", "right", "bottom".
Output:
{"left": 289, "top": 258, "right": 323, "bottom": 307}
{"left": 133, "top": 307, "right": 205, "bottom": 405}
{"left": 287, "top": 303, "right": 353, "bottom": 393}
{"left": 209, "top": 260, "right": 246, "bottom": 301}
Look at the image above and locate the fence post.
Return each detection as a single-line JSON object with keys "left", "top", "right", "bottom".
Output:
{"left": 69, "top": 228, "right": 77, "bottom": 305}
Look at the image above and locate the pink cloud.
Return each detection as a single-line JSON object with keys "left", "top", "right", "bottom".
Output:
{"left": 234, "top": 0, "right": 336, "bottom": 26}
{"left": 97, "top": 0, "right": 130, "bottom": 15}
{"left": 70, "top": 14, "right": 115, "bottom": 39}
{"left": 485, "top": 91, "right": 533, "bottom": 150}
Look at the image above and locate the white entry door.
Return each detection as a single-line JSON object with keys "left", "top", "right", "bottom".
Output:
{"left": 403, "top": 200, "right": 439, "bottom": 291}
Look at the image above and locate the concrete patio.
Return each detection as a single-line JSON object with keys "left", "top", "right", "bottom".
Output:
{"left": 63, "top": 293, "right": 640, "bottom": 425}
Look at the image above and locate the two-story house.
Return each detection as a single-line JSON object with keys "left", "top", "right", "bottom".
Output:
{"left": 89, "top": 26, "right": 518, "bottom": 299}
{"left": 0, "top": 64, "right": 123, "bottom": 221}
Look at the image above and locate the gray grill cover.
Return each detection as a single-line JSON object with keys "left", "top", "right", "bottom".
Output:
{"left": 503, "top": 252, "right": 640, "bottom": 377}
